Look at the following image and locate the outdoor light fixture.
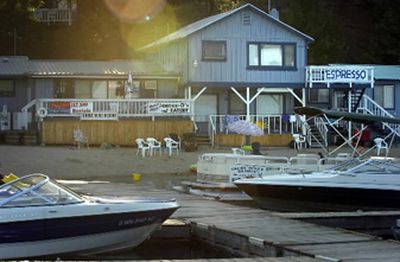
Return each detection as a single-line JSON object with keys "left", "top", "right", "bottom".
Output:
{"left": 192, "top": 59, "right": 198, "bottom": 68}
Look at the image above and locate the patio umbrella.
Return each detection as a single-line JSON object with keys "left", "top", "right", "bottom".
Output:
{"left": 227, "top": 120, "right": 264, "bottom": 136}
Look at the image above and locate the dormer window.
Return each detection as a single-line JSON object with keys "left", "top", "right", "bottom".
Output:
{"left": 202, "top": 41, "right": 227, "bottom": 61}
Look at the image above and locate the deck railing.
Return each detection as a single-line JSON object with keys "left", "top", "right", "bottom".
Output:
{"left": 209, "top": 114, "right": 302, "bottom": 146}
{"left": 35, "top": 98, "right": 194, "bottom": 119}
{"left": 34, "top": 8, "right": 74, "bottom": 25}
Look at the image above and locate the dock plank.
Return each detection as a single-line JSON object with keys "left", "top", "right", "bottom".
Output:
{"left": 73, "top": 182, "right": 400, "bottom": 261}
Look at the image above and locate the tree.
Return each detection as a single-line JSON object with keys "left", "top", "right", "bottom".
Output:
{"left": 0, "top": 0, "right": 43, "bottom": 55}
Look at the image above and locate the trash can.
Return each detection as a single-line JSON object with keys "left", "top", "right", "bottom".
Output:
{"left": 182, "top": 133, "right": 198, "bottom": 152}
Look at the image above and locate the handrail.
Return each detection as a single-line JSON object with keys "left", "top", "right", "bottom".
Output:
{"left": 22, "top": 99, "right": 37, "bottom": 112}
{"left": 360, "top": 95, "right": 400, "bottom": 137}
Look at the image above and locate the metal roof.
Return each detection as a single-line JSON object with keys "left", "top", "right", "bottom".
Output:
{"left": 140, "top": 3, "right": 314, "bottom": 50}
{"left": 0, "top": 56, "right": 179, "bottom": 78}
{"left": 373, "top": 65, "right": 400, "bottom": 81}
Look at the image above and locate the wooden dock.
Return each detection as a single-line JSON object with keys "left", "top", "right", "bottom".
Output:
{"left": 74, "top": 181, "right": 400, "bottom": 261}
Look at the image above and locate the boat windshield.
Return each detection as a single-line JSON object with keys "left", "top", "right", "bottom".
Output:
{"left": 330, "top": 158, "right": 400, "bottom": 175}
{"left": 0, "top": 173, "right": 84, "bottom": 207}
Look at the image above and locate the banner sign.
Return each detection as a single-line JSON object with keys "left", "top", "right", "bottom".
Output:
{"left": 229, "top": 164, "right": 267, "bottom": 182}
{"left": 70, "top": 102, "right": 93, "bottom": 114}
{"left": 148, "top": 102, "right": 190, "bottom": 114}
{"left": 48, "top": 102, "right": 70, "bottom": 114}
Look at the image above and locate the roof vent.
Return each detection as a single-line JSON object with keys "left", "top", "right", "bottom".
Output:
{"left": 242, "top": 11, "right": 251, "bottom": 25}
{"left": 2, "top": 58, "right": 9, "bottom": 62}
{"left": 270, "top": 8, "right": 279, "bottom": 20}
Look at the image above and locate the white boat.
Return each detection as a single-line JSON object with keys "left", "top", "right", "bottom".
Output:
{"left": 196, "top": 151, "right": 347, "bottom": 183}
{"left": 0, "top": 173, "right": 179, "bottom": 259}
{"left": 235, "top": 157, "right": 400, "bottom": 212}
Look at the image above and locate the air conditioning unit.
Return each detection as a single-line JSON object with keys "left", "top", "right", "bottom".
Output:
{"left": 12, "top": 112, "right": 28, "bottom": 130}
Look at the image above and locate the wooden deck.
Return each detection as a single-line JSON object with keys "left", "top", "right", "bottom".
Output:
{"left": 73, "top": 181, "right": 400, "bottom": 261}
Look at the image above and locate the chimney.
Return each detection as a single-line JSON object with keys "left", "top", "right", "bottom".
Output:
{"left": 270, "top": 8, "right": 279, "bottom": 20}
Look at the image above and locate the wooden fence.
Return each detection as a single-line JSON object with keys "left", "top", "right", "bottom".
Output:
{"left": 42, "top": 119, "right": 193, "bottom": 146}
{"left": 215, "top": 134, "right": 292, "bottom": 147}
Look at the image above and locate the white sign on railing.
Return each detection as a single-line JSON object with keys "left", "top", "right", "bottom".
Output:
{"left": 148, "top": 102, "right": 190, "bottom": 114}
{"left": 70, "top": 102, "right": 93, "bottom": 114}
{"left": 229, "top": 164, "right": 267, "bottom": 182}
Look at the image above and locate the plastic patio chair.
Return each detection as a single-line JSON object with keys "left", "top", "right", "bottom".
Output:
{"left": 293, "top": 134, "right": 306, "bottom": 151}
{"left": 164, "top": 137, "right": 179, "bottom": 156}
{"left": 374, "top": 137, "right": 388, "bottom": 156}
{"left": 168, "top": 133, "right": 181, "bottom": 150}
{"left": 146, "top": 137, "right": 162, "bottom": 156}
{"left": 135, "top": 138, "right": 149, "bottom": 157}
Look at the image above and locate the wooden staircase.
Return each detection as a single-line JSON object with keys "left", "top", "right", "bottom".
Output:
{"left": 307, "top": 123, "right": 325, "bottom": 148}
{"left": 196, "top": 134, "right": 212, "bottom": 147}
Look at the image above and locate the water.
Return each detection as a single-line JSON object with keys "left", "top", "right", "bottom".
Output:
{"left": 59, "top": 238, "right": 239, "bottom": 260}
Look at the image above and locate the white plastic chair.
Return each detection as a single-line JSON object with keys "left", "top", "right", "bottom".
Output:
{"left": 168, "top": 134, "right": 182, "bottom": 150}
{"left": 374, "top": 137, "right": 388, "bottom": 156}
{"left": 293, "top": 134, "right": 306, "bottom": 150}
{"left": 73, "top": 128, "right": 89, "bottom": 149}
{"left": 146, "top": 137, "right": 162, "bottom": 156}
{"left": 135, "top": 138, "right": 149, "bottom": 157}
{"left": 164, "top": 137, "right": 179, "bottom": 156}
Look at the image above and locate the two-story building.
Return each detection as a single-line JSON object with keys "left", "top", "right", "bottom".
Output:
{"left": 1, "top": 3, "right": 399, "bottom": 148}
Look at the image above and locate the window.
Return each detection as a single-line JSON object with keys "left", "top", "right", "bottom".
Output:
{"left": 202, "top": 41, "right": 226, "bottom": 61}
{"left": 92, "top": 81, "right": 107, "bottom": 99}
{"left": 54, "top": 79, "right": 74, "bottom": 98}
{"left": 374, "top": 85, "right": 394, "bottom": 109}
{"left": 309, "top": 89, "right": 329, "bottom": 103}
{"left": 109, "top": 80, "right": 125, "bottom": 99}
{"left": 0, "top": 80, "right": 14, "bottom": 97}
{"left": 75, "top": 80, "right": 91, "bottom": 98}
{"left": 248, "top": 43, "right": 296, "bottom": 69}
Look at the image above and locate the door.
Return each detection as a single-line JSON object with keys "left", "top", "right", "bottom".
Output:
{"left": 256, "top": 94, "right": 283, "bottom": 115}
{"left": 194, "top": 94, "right": 217, "bottom": 133}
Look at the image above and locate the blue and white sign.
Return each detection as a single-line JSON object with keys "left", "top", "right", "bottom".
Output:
{"left": 306, "top": 65, "right": 374, "bottom": 87}
{"left": 325, "top": 68, "right": 368, "bottom": 81}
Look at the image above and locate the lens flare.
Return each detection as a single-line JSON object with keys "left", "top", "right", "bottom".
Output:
{"left": 104, "top": 0, "right": 166, "bottom": 23}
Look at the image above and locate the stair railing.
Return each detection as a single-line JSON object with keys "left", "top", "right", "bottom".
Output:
{"left": 359, "top": 95, "right": 400, "bottom": 137}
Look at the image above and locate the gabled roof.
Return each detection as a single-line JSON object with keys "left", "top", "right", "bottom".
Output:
{"left": 0, "top": 56, "right": 179, "bottom": 78}
{"left": 141, "top": 3, "right": 314, "bottom": 50}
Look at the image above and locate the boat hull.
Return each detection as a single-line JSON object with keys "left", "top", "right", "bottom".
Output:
{"left": 0, "top": 206, "right": 177, "bottom": 259}
{"left": 236, "top": 183, "right": 400, "bottom": 212}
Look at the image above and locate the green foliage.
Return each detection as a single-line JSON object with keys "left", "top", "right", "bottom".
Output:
{"left": 0, "top": 0, "right": 398, "bottom": 64}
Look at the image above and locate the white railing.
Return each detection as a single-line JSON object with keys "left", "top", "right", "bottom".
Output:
{"left": 35, "top": 98, "right": 194, "bottom": 119}
{"left": 359, "top": 95, "right": 400, "bottom": 137}
{"left": 34, "top": 8, "right": 74, "bottom": 25}
{"left": 306, "top": 65, "right": 374, "bottom": 88}
{"left": 209, "top": 114, "right": 302, "bottom": 146}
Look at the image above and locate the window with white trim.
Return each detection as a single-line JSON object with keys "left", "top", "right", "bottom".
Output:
{"left": 248, "top": 43, "right": 295, "bottom": 68}
{"left": 374, "top": 85, "right": 394, "bottom": 109}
